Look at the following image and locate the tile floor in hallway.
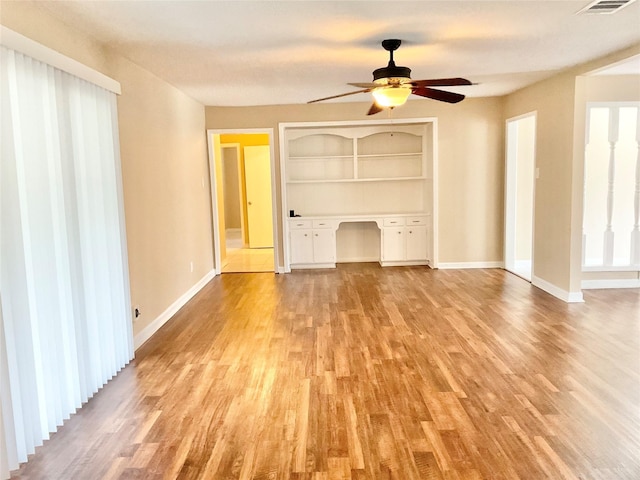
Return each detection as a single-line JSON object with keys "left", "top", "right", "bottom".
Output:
{"left": 222, "top": 247, "right": 274, "bottom": 273}
{"left": 222, "top": 229, "right": 274, "bottom": 273}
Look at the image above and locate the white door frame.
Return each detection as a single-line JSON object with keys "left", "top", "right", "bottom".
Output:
{"left": 504, "top": 111, "right": 537, "bottom": 280}
{"left": 206, "top": 128, "right": 279, "bottom": 275}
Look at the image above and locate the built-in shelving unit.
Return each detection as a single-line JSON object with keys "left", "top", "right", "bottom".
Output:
{"left": 279, "top": 119, "right": 437, "bottom": 271}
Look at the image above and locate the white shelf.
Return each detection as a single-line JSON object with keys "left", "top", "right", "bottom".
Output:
{"left": 358, "top": 152, "right": 421, "bottom": 158}
{"left": 283, "top": 121, "right": 432, "bottom": 217}
{"left": 289, "top": 155, "right": 354, "bottom": 161}
{"left": 287, "top": 176, "right": 426, "bottom": 184}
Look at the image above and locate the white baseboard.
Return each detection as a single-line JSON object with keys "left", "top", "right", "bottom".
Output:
{"left": 290, "top": 263, "right": 335, "bottom": 269}
{"left": 337, "top": 256, "right": 380, "bottom": 263}
{"left": 532, "top": 275, "right": 584, "bottom": 303}
{"left": 582, "top": 279, "right": 640, "bottom": 289}
{"left": 438, "top": 261, "right": 503, "bottom": 269}
{"left": 134, "top": 269, "right": 216, "bottom": 350}
{"left": 379, "top": 260, "right": 429, "bottom": 267}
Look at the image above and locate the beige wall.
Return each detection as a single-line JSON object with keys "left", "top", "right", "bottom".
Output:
{"left": 111, "top": 55, "right": 213, "bottom": 339}
{"left": 505, "top": 73, "right": 577, "bottom": 292}
{"left": 1, "top": 3, "right": 214, "bottom": 340}
{"left": 0, "top": 1, "right": 111, "bottom": 75}
{"left": 206, "top": 97, "right": 506, "bottom": 265}
{"left": 504, "top": 43, "right": 640, "bottom": 295}
{"left": 584, "top": 74, "right": 640, "bottom": 101}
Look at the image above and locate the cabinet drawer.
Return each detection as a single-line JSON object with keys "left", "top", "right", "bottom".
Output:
{"left": 383, "top": 217, "right": 405, "bottom": 227}
{"left": 289, "top": 219, "right": 312, "bottom": 229}
{"left": 405, "top": 216, "right": 427, "bottom": 226}
{"left": 312, "top": 220, "right": 333, "bottom": 229}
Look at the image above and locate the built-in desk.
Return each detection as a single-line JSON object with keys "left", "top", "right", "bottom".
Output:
{"left": 287, "top": 214, "right": 430, "bottom": 270}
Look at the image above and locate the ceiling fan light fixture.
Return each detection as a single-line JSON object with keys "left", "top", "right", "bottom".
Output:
{"left": 372, "top": 86, "right": 412, "bottom": 108}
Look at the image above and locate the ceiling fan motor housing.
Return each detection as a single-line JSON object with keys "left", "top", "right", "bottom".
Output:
{"left": 374, "top": 39, "right": 411, "bottom": 84}
{"left": 373, "top": 65, "right": 412, "bottom": 83}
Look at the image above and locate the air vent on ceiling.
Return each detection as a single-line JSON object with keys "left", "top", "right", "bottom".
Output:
{"left": 578, "top": 0, "right": 637, "bottom": 14}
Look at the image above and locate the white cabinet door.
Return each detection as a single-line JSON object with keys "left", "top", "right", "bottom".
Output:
{"left": 313, "top": 229, "right": 335, "bottom": 263}
{"left": 405, "top": 225, "right": 428, "bottom": 261}
{"left": 382, "top": 227, "right": 405, "bottom": 262}
{"left": 290, "top": 229, "right": 313, "bottom": 264}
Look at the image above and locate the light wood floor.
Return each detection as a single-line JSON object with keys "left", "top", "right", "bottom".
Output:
{"left": 11, "top": 264, "right": 640, "bottom": 479}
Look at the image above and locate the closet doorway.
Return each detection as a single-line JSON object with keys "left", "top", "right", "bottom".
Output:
{"left": 207, "top": 129, "right": 278, "bottom": 274}
{"left": 504, "top": 112, "right": 537, "bottom": 281}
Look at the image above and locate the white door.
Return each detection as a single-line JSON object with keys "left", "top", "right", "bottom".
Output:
{"left": 244, "top": 145, "right": 274, "bottom": 248}
{"left": 505, "top": 113, "right": 536, "bottom": 281}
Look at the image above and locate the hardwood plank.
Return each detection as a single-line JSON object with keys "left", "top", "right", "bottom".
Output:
{"left": 9, "top": 265, "right": 640, "bottom": 479}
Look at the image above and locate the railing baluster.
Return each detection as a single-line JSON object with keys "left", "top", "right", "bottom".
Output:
{"left": 631, "top": 107, "right": 640, "bottom": 266}
{"left": 603, "top": 107, "right": 619, "bottom": 266}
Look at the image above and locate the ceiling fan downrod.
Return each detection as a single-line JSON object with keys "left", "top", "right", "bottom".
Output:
{"left": 374, "top": 39, "right": 411, "bottom": 82}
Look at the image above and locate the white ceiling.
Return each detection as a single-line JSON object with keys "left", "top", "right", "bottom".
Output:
{"left": 30, "top": 0, "right": 640, "bottom": 106}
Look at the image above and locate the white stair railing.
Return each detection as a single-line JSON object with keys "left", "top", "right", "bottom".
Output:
{"left": 631, "top": 107, "right": 640, "bottom": 266}
{"left": 583, "top": 104, "right": 640, "bottom": 269}
{"left": 603, "top": 107, "right": 619, "bottom": 266}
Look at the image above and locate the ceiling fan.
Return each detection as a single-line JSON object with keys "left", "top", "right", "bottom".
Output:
{"left": 308, "top": 39, "right": 472, "bottom": 115}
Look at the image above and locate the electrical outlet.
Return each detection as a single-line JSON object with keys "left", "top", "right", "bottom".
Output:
{"left": 190, "top": 261, "right": 194, "bottom": 273}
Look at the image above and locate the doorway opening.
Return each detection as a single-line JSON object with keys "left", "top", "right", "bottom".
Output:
{"left": 583, "top": 103, "right": 640, "bottom": 269}
{"left": 207, "top": 130, "right": 278, "bottom": 274}
{"left": 504, "top": 112, "right": 537, "bottom": 281}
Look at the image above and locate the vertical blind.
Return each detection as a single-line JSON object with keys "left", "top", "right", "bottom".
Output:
{"left": 0, "top": 46, "right": 133, "bottom": 478}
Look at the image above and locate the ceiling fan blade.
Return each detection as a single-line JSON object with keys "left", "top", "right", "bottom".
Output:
{"left": 410, "top": 77, "right": 472, "bottom": 87}
{"left": 412, "top": 86, "right": 465, "bottom": 104}
{"left": 348, "top": 82, "right": 379, "bottom": 89}
{"left": 367, "top": 103, "right": 384, "bottom": 116}
{"left": 308, "top": 88, "right": 371, "bottom": 104}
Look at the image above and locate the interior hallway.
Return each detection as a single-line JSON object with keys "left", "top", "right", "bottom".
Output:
{"left": 222, "top": 228, "right": 274, "bottom": 273}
